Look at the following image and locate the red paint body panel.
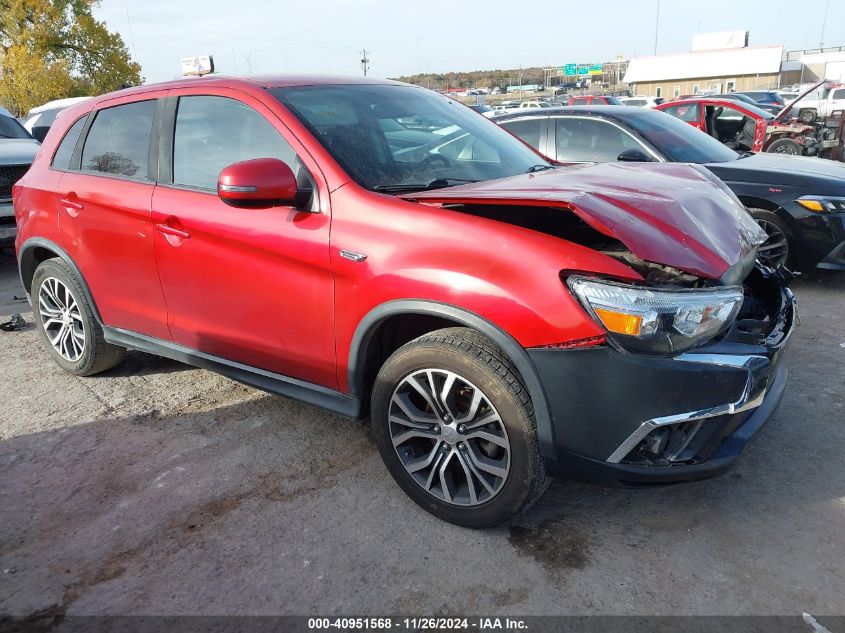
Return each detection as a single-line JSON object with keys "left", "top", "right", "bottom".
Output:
{"left": 57, "top": 172, "right": 171, "bottom": 339}
{"left": 403, "top": 163, "right": 765, "bottom": 280}
{"left": 329, "top": 184, "right": 638, "bottom": 392}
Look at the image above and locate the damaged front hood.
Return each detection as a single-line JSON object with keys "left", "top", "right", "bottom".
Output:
{"left": 402, "top": 162, "right": 766, "bottom": 280}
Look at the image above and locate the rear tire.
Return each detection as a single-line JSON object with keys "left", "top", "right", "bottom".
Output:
{"left": 748, "top": 208, "right": 796, "bottom": 270}
{"left": 371, "top": 328, "right": 547, "bottom": 528}
{"left": 766, "top": 138, "right": 801, "bottom": 155}
{"left": 32, "top": 258, "right": 125, "bottom": 376}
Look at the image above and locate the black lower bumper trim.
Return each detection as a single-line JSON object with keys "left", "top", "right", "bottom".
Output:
{"left": 542, "top": 358, "right": 788, "bottom": 486}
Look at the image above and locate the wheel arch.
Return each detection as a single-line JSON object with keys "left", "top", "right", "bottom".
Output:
{"left": 348, "top": 300, "right": 557, "bottom": 458}
{"left": 739, "top": 196, "right": 798, "bottom": 229}
{"left": 18, "top": 237, "right": 104, "bottom": 324}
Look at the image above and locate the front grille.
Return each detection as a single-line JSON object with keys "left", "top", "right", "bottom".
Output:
{"left": 0, "top": 164, "right": 30, "bottom": 199}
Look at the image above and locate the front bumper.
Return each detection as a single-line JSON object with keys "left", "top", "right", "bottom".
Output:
{"left": 530, "top": 284, "right": 796, "bottom": 486}
{"left": 0, "top": 201, "right": 16, "bottom": 241}
{"left": 790, "top": 208, "right": 845, "bottom": 271}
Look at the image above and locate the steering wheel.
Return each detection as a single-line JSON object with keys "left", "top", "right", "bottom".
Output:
{"left": 416, "top": 153, "right": 453, "bottom": 170}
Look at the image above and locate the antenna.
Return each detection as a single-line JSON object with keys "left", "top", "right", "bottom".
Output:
{"left": 360, "top": 49, "right": 370, "bottom": 77}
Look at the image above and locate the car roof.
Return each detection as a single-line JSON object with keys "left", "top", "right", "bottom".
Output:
{"left": 86, "top": 74, "right": 405, "bottom": 104}
{"left": 492, "top": 104, "right": 663, "bottom": 123}
{"left": 27, "top": 96, "right": 93, "bottom": 115}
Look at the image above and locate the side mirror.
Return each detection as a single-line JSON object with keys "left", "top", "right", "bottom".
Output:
{"left": 617, "top": 148, "right": 652, "bottom": 162}
{"left": 218, "top": 158, "right": 302, "bottom": 209}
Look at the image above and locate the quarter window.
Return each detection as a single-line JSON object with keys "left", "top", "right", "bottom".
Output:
{"left": 51, "top": 115, "right": 88, "bottom": 171}
{"left": 173, "top": 96, "right": 299, "bottom": 191}
{"left": 81, "top": 100, "right": 155, "bottom": 180}
{"left": 553, "top": 118, "right": 645, "bottom": 163}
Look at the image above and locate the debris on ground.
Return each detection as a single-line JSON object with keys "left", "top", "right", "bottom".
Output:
{"left": 0, "top": 313, "right": 27, "bottom": 332}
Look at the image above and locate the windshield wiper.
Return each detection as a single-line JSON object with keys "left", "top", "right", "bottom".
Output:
{"left": 526, "top": 164, "right": 555, "bottom": 173}
{"left": 373, "top": 178, "right": 478, "bottom": 194}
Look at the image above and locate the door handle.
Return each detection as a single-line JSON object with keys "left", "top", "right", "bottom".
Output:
{"left": 59, "top": 198, "right": 84, "bottom": 213}
{"left": 155, "top": 223, "right": 190, "bottom": 239}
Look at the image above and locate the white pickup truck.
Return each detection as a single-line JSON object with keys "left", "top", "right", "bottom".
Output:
{"left": 789, "top": 83, "right": 845, "bottom": 123}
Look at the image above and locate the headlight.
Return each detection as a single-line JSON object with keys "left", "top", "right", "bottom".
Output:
{"left": 796, "top": 195, "right": 845, "bottom": 214}
{"left": 567, "top": 277, "right": 744, "bottom": 354}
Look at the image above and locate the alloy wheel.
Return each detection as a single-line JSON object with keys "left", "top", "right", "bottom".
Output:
{"left": 389, "top": 369, "right": 511, "bottom": 507}
{"left": 38, "top": 277, "right": 85, "bottom": 361}
{"left": 755, "top": 218, "right": 790, "bottom": 268}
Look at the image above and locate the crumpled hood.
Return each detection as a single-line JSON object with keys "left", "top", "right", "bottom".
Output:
{"left": 402, "top": 162, "right": 766, "bottom": 280}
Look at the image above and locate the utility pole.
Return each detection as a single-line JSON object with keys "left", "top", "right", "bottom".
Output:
{"left": 819, "top": 0, "right": 830, "bottom": 48}
{"left": 653, "top": 0, "right": 660, "bottom": 55}
{"left": 360, "top": 49, "right": 370, "bottom": 77}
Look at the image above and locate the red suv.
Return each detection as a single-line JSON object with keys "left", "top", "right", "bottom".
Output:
{"left": 14, "top": 76, "right": 795, "bottom": 527}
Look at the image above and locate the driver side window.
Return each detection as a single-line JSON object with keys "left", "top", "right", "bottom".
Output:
{"left": 173, "top": 95, "right": 309, "bottom": 191}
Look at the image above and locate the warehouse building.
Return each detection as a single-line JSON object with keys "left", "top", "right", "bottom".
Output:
{"left": 624, "top": 31, "right": 783, "bottom": 99}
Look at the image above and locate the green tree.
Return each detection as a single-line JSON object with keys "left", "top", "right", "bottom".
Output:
{"left": 0, "top": 0, "right": 142, "bottom": 116}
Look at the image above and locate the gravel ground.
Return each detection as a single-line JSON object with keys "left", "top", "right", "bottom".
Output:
{"left": 0, "top": 246, "right": 843, "bottom": 619}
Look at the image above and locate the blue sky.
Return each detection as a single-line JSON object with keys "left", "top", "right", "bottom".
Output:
{"left": 95, "top": 0, "right": 845, "bottom": 82}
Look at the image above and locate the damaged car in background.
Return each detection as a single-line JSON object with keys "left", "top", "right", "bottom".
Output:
{"left": 15, "top": 77, "right": 796, "bottom": 527}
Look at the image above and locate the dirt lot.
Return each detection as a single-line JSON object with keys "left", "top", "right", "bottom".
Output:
{"left": 0, "top": 246, "right": 843, "bottom": 618}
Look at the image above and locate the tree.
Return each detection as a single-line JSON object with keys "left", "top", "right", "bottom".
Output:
{"left": 0, "top": 0, "right": 142, "bottom": 116}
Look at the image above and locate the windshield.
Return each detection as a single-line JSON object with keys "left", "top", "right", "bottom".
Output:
{"left": 0, "top": 115, "right": 32, "bottom": 140}
{"left": 271, "top": 84, "right": 545, "bottom": 191}
{"left": 626, "top": 110, "right": 740, "bottom": 163}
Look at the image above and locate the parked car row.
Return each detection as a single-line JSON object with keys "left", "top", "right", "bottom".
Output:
{"left": 12, "top": 76, "right": 803, "bottom": 527}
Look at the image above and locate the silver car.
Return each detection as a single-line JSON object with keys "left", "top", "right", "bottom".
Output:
{"left": 0, "top": 113, "right": 40, "bottom": 242}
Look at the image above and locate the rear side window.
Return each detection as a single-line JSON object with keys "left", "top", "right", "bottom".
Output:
{"left": 500, "top": 118, "right": 544, "bottom": 151}
{"left": 661, "top": 103, "right": 700, "bottom": 122}
{"left": 832, "top": 89, "right": 845, "bottom": 100}
{"left": 173, "top": 95, "right": 297, "bottom": 190}
{"left": 81, "top": 100, "right": 155, "bottom": 180}
{"left": 572, "top": 97, "right": 589, "bottom": 105}
{"left": 51, "top": 115, "right": 88, "bottom": 171}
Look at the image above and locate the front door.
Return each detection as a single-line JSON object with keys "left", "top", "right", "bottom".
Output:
{"left": 150, "top": 92, "right": 336, "bottom": 388}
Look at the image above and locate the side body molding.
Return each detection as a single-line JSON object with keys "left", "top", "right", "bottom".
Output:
{"left": 347, "top": 300, "right": 557, "bottom": 459}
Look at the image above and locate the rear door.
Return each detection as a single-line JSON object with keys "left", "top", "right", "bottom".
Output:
{"left": 150, "top": 88, "right": 336, "bottom": 387}
{"left": 57, "top": 94, "right": 171, "bottom": 340}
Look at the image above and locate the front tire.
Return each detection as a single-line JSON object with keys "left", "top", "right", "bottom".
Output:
{"left": 748, "top": 208, "right": 796, "bottom": 270}
{"left": 371, "top": 328, "right": 547, "bottom": 528}
{"left": 32, "top": 258, "right": 125, "bottom": 376}
{"left": 766, "top": 138, "right": 801, "bottom": 155}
